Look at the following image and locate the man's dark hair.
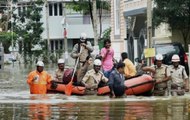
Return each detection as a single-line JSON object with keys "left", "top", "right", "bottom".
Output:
{"left": 121, "top": 52, "right": 128, "bottom": 60}
{"left": 116, "top": 62, "right": 125, "bottom": 69}
{"left": 103, "top": 39, "right": 111, "bottom": 47}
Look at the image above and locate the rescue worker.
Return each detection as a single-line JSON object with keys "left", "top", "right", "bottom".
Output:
{"left": 168, "top": 54, "right": 189, "bottom": 96}
{"left": 142, "top": 54, "right": 171, "bottom": 96}
{"left": 121, "top": 52, "right": 136, "bottom": 79}
{"left": 27, "top": 61, "right": 52, "bottom": 94}
{"left": 77, "top": 56, "right": 93, "bottom": 83}
{"left": 71, "top": 32, "right": 94, "bottom": 69}
{"left": 81, "top": 59, "right": 108, "bottom": 95}
{"left": 54, "top": 59, "right": 65, "bottom": 82}
{"left": 108, "top": 62, "right": 126, "bottom": 98}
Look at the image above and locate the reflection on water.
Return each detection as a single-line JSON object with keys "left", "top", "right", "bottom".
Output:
{"left": 0, "top": 98, "right": 190, "bottom": 120}
{"left": 0, "top": 63, "right": 190, "bottom": 119}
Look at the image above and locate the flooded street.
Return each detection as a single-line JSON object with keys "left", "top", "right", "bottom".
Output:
{"left": 0, "top": 63, "right": 190, "bottom": 119}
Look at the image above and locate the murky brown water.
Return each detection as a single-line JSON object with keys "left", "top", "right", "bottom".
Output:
{"left": 0, "top": 63, "right": 190, "bottom": 120}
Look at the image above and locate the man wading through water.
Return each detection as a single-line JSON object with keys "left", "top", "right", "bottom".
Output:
{"left": 142, "top": 54, "right": 171, "bottom": 96}
{"left": 168, "top": 54, "right": 189, "bottom": 96}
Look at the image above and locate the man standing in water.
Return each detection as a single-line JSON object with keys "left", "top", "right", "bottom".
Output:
{"left": 142, "top": 54, "right": 170, "bottom": 96}
{"left": 168, "top": 54, "right": 189, "bottom": 96}
{"left": 27, "top": 61, "right": 52, "bottom": 94}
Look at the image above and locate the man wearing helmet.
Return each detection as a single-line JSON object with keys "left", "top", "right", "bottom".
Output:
{"left": 168, "top": 54, "right": 189, "bottom": 96}
{"left": 142, "top": 54, "right": 171, "bottom": 96}
{"left": 81, "top": 59, "right": 108, "bottom": 95}
{"left": 27, "top": 61, "right": 52, "bottom": 94}
{"left": 54, "top": 59, "right": 65, "bottom": 82}
{"left": 71, "top": 32, "right": 93, "bottom": 69}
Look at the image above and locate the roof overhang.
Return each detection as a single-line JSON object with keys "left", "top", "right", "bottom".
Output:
{"left": 123, "top": 7, "right": 146, "bottom": 17}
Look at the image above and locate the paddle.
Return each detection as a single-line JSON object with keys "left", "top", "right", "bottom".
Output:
{"left": 65, "top": 46, "right": 82, "bottom": 96}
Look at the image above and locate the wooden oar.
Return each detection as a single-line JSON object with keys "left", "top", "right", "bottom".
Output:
{"left": 65, "top": 46, "right": 82, "bottom": 96}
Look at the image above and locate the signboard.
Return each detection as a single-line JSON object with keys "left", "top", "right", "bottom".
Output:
{"left": 144, "top": 48, "right": 155, "bottom": 58}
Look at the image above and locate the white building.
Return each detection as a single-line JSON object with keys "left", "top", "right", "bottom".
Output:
{"left": 16, "top": 0, "right": 110, "bottom": 53}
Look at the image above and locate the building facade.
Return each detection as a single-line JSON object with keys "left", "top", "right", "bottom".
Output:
{"left": 16, "top": 0, "right": 111, "bottom": 54}
{"left": 111, "top": 0, "right": 172, "bottom": 62}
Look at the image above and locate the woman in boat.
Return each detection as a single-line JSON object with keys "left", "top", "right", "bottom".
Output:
{"left": 108, "top": 62, "right": 126, "bottom": 98}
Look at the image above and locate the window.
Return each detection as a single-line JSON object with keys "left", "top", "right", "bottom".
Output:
{"left": 54, "top": 3, "right": 57, "bottom": 16}
{"left": 59, "top": 3, "right": 62, "bottom": 16}
{"left": 51, "top": 40, "right": 54, "bottom": 52}
{"left": 18, "top": 6, "right": 21, "bottom": 16}
{"left": 60, "top": 40, "right": 63, "bottom": 49}
{"left": 114, "top": 0, "right": 120, "bottom": 35}
{"left": 55, "top": 40, "right": 58, "bottom": 50}
{"left": 49, "top": 4, "right": 53, "bottom": 16}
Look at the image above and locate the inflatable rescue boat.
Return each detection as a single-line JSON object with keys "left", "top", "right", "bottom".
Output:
{"left": 47, "top": 74, "right": 154, "bottom": 96}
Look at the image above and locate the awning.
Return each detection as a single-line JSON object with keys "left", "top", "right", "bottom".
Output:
{"left": 123, "top": 7, "right": 146, "bottom": 16}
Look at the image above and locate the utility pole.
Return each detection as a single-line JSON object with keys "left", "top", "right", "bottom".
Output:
{"left": 62, "top": 2, "right": 68, "bottom": 63}
{"left": 92, "top": 0, "right": 98, "bottom": 46}
{"left": 45, "top": 0, "right": 50, "bottom": 62}
{"left": 147, "top": 0, "right": 152, "bottom": 66}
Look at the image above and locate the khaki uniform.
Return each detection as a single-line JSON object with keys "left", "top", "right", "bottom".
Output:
{"left": 151, "top": 64, "right": 170, "bottom": 96}
{"left": 77, "top": 63, "right": 93, "bottom": 83}
{"left": 54, "top": 69, "right": 64, "bottom": 82}
{"left": 168, "top": 65, "right": 188, "bottom": 96}
{"left": 82, "top": 69, "right": 108, "bottom": 95}
{"left": 70, "top": 41, "right": 93, "bottom": 69}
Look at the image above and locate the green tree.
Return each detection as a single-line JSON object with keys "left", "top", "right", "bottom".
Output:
{"left": 68, "top": 0, "right": 110, "bottom": 43}
{"left": 0, "top": 32, "right": 16, "bottom": 53}
{"left": 153, "top": 0, "right": 190, "bottom": 51}
{"left": 13, "top": 0, "right": 44, "bottom": 63}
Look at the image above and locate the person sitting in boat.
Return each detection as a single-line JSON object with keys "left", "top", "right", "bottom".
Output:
{"left": 81, "top": 59, "right": 108, "bottom": 95}
{"left": 27, "top": 61, "right": 53, "bottom": 94}
{"left": 108, "top": 62, "right": 126, "bottom": 98}
{"left": 77, "top": 56, "right": 93, "bottom": 84}
{"left": 142, "top": 54, "right": 171, "bottom": 96}
{"left": 54, "top": 59, "right": 65, "bottom": 83}
{"left": 120, "top": 52, "right": 136, "bottom": 79}
{"left": 168, "top": 54, "right": 189, "bottom": 96}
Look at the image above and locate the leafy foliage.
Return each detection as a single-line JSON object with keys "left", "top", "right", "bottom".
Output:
{"left": 13, "top": 0, "right": 44, "bottom": 63}
{"left": 0, "top": 32, "right": 16, "bottom": 53}
{"left": 153, "top": 0, "right": 190, "bottom": 50}
{"left": 67, "top": 0, "right": 110, "bottom": 14}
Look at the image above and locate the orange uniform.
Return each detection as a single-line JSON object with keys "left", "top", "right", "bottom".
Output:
{"left": 27, "top": 70, "right": 52, "bottom": 94}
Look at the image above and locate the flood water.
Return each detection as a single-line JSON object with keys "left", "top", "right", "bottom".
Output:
{"left": 0, "top": 63, "right": 190, "bottom": 120}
